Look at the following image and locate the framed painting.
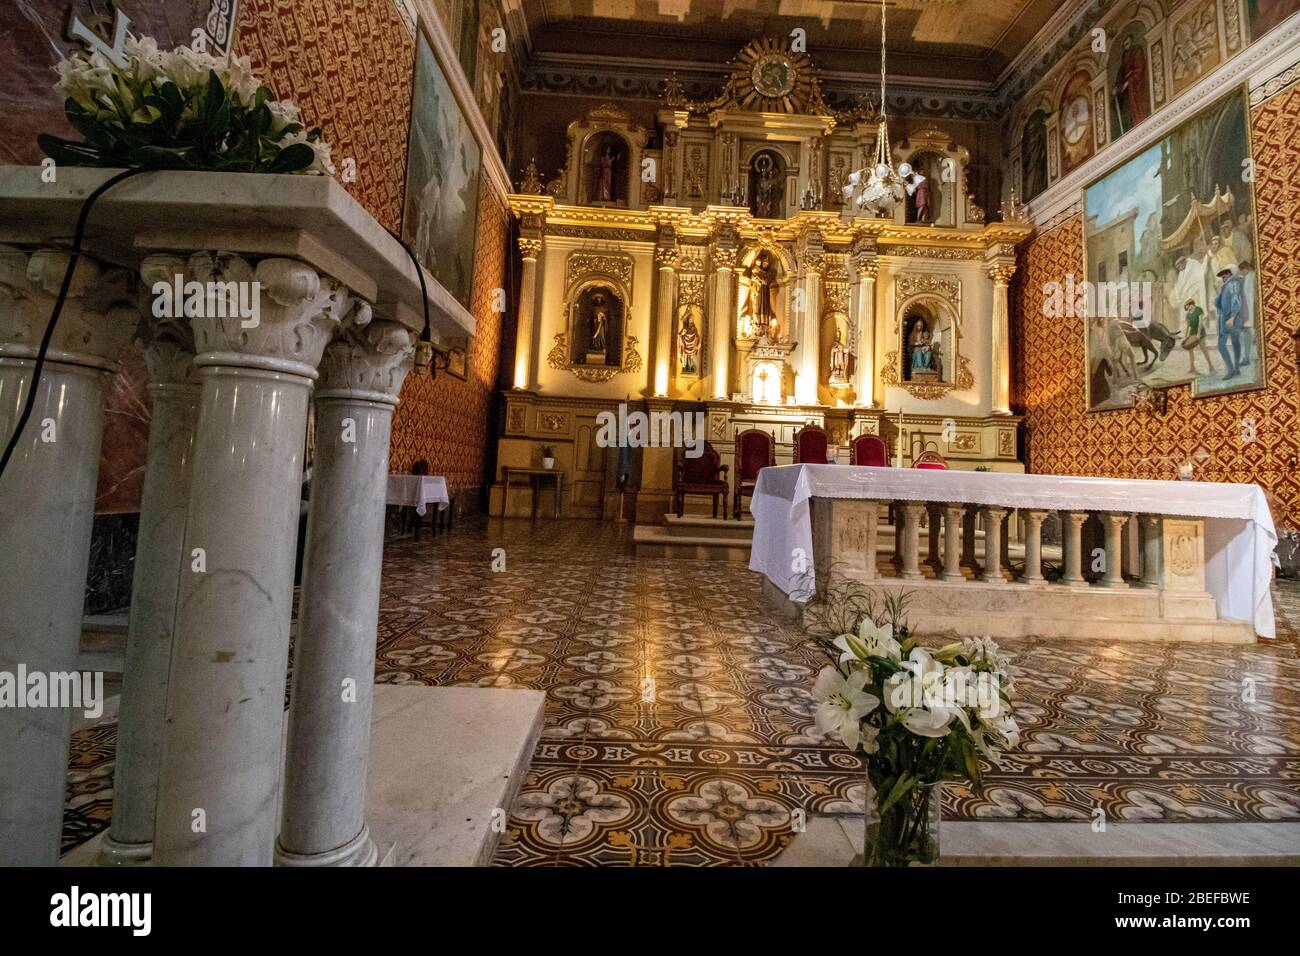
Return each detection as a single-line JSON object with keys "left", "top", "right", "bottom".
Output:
{"left": 1082, "top": 87, "right": 1265, "bottom": 411}
{"left": 402, "top": 29, "right": 481, "bottom": 310}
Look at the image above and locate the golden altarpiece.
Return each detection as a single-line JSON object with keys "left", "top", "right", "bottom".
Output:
{"left": 493, "top": 41, "right": 1033, "bottom": 521}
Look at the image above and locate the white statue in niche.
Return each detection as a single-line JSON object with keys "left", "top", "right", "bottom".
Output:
{"left": 830, "top": 327, "right": 851, "bottom": 384}
{"left": 590, "top": 295, "right": 609, "bottom": 352}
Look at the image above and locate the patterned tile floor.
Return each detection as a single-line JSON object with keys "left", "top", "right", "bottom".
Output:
{"left": 63, "top": 517, "right": 1300, "bottom": 865}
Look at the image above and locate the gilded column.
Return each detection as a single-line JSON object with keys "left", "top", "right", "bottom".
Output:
{"left": 653, "top": 242, "right": 677, "bottom": 397}
{"left": 153, "top": 253, "right": 345, "bottom": 866}
{"left": 853, "top": 241, "right": 878, "bottom": 407}
{"left": 99, "top": 254, "right": 201, "bottom": 865}
{"left": 513, "top": 236, "right": 543, "bottom": 390}
{"left": 0, "top": 246, "right": 138, "bottom": 865}
{"left": 277, "top": 308, "right": 415, "bottom": 867}
{"left": 710, "top": 243, "right": 735, "bottom": 400}
{"left": 987, "top": 259, "right": 1016, "bottom": 415}
{"left": 797, "top": 247, "right": 823, "bottom": 405}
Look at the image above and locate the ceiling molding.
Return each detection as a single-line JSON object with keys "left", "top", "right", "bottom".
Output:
{"left": 1025, "top": 20, "right": 1300, "bottom": 228}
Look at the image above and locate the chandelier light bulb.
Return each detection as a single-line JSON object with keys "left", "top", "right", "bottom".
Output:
{"left": 898, "top": 162, "right": 912, "bottom": 177}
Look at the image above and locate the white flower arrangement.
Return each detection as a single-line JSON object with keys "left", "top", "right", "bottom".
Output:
{"left": 41, "top": 35, "right": 333, "bottom": 176}
{"left": 804, "top": 585, "right": 1019, "bottom": 865}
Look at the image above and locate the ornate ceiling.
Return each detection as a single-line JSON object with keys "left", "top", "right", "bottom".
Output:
{"left": 519, "top": 0, "right": 1070, "bottom": 82}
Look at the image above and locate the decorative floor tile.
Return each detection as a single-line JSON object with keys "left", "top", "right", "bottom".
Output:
{"left": 59, "top": 517, "right": 1300, "bottom": 864}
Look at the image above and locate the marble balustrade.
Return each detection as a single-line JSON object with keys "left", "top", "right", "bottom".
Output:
{"left": 808, "top": 496, "right": 1242, "bottom": 642}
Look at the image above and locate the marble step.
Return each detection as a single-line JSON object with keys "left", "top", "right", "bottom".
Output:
{"left": 662, "top": 514, "right": 755, "bottom": 539}
{"left": 774, "top": 815, "right": 1300, "bottom": 867}
{"left": 632, "top": 523, "right": 752, "bottom": 561}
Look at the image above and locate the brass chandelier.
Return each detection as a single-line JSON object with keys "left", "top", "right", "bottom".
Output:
{"left": 843, "top": 0, "right": 912, "bottom": 215}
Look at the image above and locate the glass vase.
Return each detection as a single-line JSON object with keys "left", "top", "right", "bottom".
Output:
{"left": 861, "top": 774, "right": 942, "bottom": 867}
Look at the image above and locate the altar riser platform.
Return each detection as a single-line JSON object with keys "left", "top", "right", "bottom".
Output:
{"left": 633, "top": 514, "right": 754, "bottom": 560}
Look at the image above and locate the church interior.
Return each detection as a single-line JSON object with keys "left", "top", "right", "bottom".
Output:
{"left": 1, "top": 0, "right": 1299, "bottom": 879}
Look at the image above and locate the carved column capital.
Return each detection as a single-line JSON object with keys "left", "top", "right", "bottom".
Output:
{"left": 317, "top": 304, "right": 417, "bottom": 404}
{"left": 0, "top": 244, "right": 139, "bottom": 372}
{"left": 518, "top": 237, "right": 543, "bottom": 259}
{"left": 987, "top": 261, "right": 1017, "bottom": 285}
{"left": 655, "top": 246, "right": 679, "bottom": 270}
{"left": 138, "top": 254, "right": 199, "bottom": 388}
{"left": 185, "top": 252, "right": 344, "bottom": 377}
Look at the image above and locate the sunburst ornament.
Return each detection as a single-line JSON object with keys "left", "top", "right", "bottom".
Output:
{"left": 729, "top": 38, "right": 821, "bottom": 114}
{"left": 843, "top": 0, "right": 908, "bottom": 216}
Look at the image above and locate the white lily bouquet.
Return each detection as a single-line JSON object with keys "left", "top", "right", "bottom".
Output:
{"left": 806, "top": 586, "right": 1019, "bottom": 866}
{"left": 40, "top": 36, "right": 333, "bottom": 175}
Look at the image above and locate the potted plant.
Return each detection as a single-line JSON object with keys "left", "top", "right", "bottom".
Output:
{"left": 804, "top": 583, "right": 1018, "bottom": 866}
{"left": 541, "top": 445, "right": 555, "bottom": 470}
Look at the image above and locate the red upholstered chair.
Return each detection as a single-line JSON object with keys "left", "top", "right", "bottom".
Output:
{"left": 850, "top": 434, "right": 889, "bottom": 467}
{"left": 793, "top": 423, "right": 829, "bottom": 464}
{"left": 733, "top": 428, "right": 776, "bottom": 519}
{"left": 673, "top": 441, "right": 729, "bottom": 518}
{"left": 913, "top": 450, "right": 949, "bottom": 470}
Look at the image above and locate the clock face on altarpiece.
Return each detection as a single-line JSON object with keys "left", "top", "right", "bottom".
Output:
{"left": 729, "top": 38, "right": 821, "bottom": 113}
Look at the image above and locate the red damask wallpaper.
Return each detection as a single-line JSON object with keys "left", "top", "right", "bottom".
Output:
{"left": 389, "top": 180, "right": 509, "bottom": 493}
{"left": 1011, "top": 84, "right": 1300, "bottom": 529}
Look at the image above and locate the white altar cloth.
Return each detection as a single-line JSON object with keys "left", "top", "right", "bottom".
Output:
{"left": 386, "top": 475, "right": 450, "bottom": 516}
{"left": 748, "top": 464, "right": 1277, "bottom": 638}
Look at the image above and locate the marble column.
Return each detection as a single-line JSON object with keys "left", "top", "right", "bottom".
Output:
{"left": 1020, "top": 509, "right": 1049, "bottom": 585}
{"left": 962, "top": 503, "right": 981, "bottom": 573}
{"left": 276, "top": 309, "right": 414, "bottom": 867}
{"left": 0, "top": 247, "right": 137, "bottom": 865}
{"left": 653, "top": 245, "right": 677, "bottom": 398}
{"left": 797, "top": 254, "right": 823, "bottom": 405}
{"left": 926, "top": 502, "right": 943, "bottom": 570}
{"left": 710, "top": 246, "right": 734, "bottom": 400}
{"left": 853, "top": 246, "right": 877, "bottom": 406}
{"left": 943, "top": 503, "right": 965, "bottom": 581}
{"left": 899, "top": 501, "right": 925, "bottom": 580}
{"left": 1100, "top": 512, "right": 1131, "bottom": 588}
{"left": 981, "top": 506, "right": 1008, "bottom": 584}
{"left": 1061, "top": 511, "right": 1088, "bottom": 586}
{"left": 1138, "top": 514, "right": 1162, "bottom": 588}
{"left": 988, "top": 262, "right": 1015, "bottom": 416}
{"left": 152, "top": 253, "right": 344, "bottom": 866}
{"left": 512, "top": 237, "right": 542, "bottom": 390}
{"left": 99, "top": 255, "right": 201, "bottom": 865}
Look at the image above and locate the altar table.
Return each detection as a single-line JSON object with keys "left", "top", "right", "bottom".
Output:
{"left": 386, "top": 475, "right": 450, "bottom": 516}
{"left": 749, "top": 464, "right": 1277, "bottom": 638}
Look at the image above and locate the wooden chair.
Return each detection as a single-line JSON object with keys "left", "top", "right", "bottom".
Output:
{"left": 673, "top": 441, "right": 729, "bottom": 518}
{"left": 850, "top": 434, "right": 889, "bottom": 467}
{"left": 792, "top": 423, "right": 829, "bottom": 464}
{"left": 733, "top": 428, "right": 776, "bottom": 519}
{"left": 913, "top": 449, "right": 949, "bottom": 470}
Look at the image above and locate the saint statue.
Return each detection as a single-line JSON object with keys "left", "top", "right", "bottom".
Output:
{"left": 830, "top": 328, "right": 851, "bottom": 383}
{"left": 746, "top": 251, "right": 778, "bottom": 339}
{"left": 902, "top": 163, "right": 931, "bottom": 223}
{"left": 593, "top": 145, "right": 617, "bottom": 203}
{"left": 753, "top": 154, "right": 781, "bottom": 219}
{"left": 678, "top": 308, "right": 701, "bottom": 375}
{"left": 590, "top": 294, "right": 609, "bottom": 354}
{"left": 909, "top": 323, "right": 934, "bottom": 375}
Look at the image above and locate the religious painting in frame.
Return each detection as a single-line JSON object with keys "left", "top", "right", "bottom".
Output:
{"left": 1247, "top": 1, "right": 1300, "bottom": 42}
{"left": 1082, "top": 87, "right": 1265, "bottom": 411}
{"left": 402, "top": 29, "right": 482, "bottom": 310}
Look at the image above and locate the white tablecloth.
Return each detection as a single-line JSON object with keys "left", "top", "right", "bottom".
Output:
{"left": 748, "top": 464, "right": 1277, "bottom": 638}
{"left": 386, "top": 475, "right": 450, "bottom": 516}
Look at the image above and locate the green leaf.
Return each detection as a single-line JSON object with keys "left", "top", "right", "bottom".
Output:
{"left": 266, "top": 142, "right": 315, "bottom": 173}
{"left": 878, "top": 772, "right": 916, "bottom": 815}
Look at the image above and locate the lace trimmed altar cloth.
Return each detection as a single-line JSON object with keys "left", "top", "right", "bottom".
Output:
{"left": 748, "top": 464, "right": 1277, "bottom": 638}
